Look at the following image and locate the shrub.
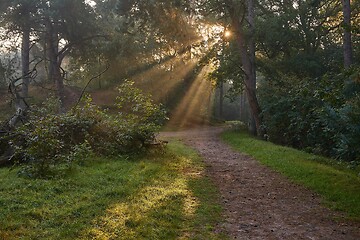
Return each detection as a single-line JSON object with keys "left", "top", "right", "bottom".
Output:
{"left": 259, "top": 67, "right": 360, "bottom": 164}
{"left": 10, "top": 81, "right": 167, "bottom": 178}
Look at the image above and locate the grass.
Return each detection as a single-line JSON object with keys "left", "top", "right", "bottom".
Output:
{"left": 0, "top": 142, "right": 225, "bottom": 239}
{"left": 222, "top": 130, "right": 360, "bottom": 221}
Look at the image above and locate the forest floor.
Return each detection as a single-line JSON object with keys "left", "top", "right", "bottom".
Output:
{"left": 160, "top": 127, "right": 360, "bottom": 240}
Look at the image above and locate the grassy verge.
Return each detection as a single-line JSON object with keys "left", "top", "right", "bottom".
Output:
{"left": 0, "top": 142, "right": 225, "bottom": 239}
{"left": 222, "top": 130, "right": 360, "bottom": 221}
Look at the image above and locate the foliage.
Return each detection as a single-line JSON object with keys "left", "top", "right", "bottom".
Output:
{"left": 116, "top": 80, "right": 167, "bottom": 126}
{"left": 259, "top": 67, "right": 360, "bottom": 163}
{"left": 0, "top": 52, "right": 18, "bottom": 90}
{"left": 0, "top": 58, "right": 7, "bottom": 88}
{"left": 0, "top": 142, "right": 225, "bottom": 239}
{"left": 11, "top": 82, "right": 166, "bottom": 178}
{"left": 250, "top": 0, "right": 360, "bottom": 163}
{"left": 69, "top": 0, "right": 199, "bottom": 90}
{"left": 222, "top": 130, "right": 360, "bottom": 220}
{"left": 208, "top": 42, "right": 244, "bottom": 98}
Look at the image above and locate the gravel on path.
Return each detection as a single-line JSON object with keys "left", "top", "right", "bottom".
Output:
{"left": 160, "top": 127, "right": 360, "bottom": 240}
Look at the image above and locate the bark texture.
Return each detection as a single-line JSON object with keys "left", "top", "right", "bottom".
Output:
{"left": 226, "top": 0, "right": 262, "bottom": 136}
{"left": 8, "top": 20, "right": 30, "bottom": 128}
{"left": 46, "top": 18, "right": 65, "bottom": 112}
{"left": 342, "top": 0, "right": 353, "bottom": 68}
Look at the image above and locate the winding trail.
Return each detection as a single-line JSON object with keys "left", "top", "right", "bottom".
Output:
{"left": 160, "top": 127, "right": 360, "bottom": 240}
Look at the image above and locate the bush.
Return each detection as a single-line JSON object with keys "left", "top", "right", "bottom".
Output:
{"left": 259, "top": 67, "right": 360, "bottom": 164}
{"left": 10, "top": 81, "right": 167, "bottom": 178}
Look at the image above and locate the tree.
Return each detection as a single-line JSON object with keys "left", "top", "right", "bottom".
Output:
{"left": 0, "top": 58, "right": 7, "bottom": 89}
{"left": 342, "top": 0, "right": 353, "bottom": 68}
{"left": 66, "top": 0, "right": 199, "bottom": 91}
{"left": 1, "top": 0, "right": 108, "bottom": 115}
{"left": 38, "top": 0, "right": 102, "bottom": 111}
{"left": 253, "top": 0, "right": 360, "bottom": 162}
{"left": 0, "top": 1, "right": 39, "bottom": 127}
{"left": 200, "top": 0, "right": 263, "bottom": 135}
{"left": 256, "top": 0, "right": 344, "bottom": 78}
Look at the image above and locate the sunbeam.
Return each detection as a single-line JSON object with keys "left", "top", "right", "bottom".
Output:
{"left": 131, "top": 56, "right": 199, "bottom": 102}
{"left": 90, "top": 21, "right": 222, "bottom": 129}
{"left": 167, "top": 66, "right": 214, "bottom": 129}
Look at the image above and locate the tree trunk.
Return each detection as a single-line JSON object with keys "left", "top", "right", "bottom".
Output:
{"left": 46, "top": 18, "right": 65, "bottom": 112}
{"left": 342, "top": 0, "right": 353, "bottom": 68}
{"left": 54, "top": 62, "right": 65, "bottom": 112}
{"left": 227, "top": 0, "right": 262, "bottom": 136}
{"left": 20, "top": 21, "right": 30, "bottom": 109}
{"left": 219, "top": 81, "right": 224, "bottom": 119}
{"left": 239, "top": 92, "right": 244, "bottom": 122}
{"left": 247, "top": 0, "right": 258, "bottom": 135}
{"left": 8, "top": 20, "right": 30, "bottom": 128}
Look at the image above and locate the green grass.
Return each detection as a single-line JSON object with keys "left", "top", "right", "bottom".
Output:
{"left": 0, "top": 142, "right": 225, "bottom": 239}
{"left": 222, "top": 130, "right": 360, "bottom": 221}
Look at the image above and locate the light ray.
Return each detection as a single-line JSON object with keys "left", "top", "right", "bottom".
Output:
{"left": 128, "top": 51, "right": 201, "bottom": 103}
{"left": 107, "top": 23, "right": 221, "bottom": 128}
{"left": 167, "top": 66, "right": 214, "bottom": 129}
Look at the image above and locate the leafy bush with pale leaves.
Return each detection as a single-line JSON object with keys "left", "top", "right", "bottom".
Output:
{"left": 12, "top": 81, "right": 167, "bottom": 178}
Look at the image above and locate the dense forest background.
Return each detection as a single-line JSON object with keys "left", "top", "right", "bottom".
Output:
{"left": 0, "top": 0, "right": 359, "bottom": 172}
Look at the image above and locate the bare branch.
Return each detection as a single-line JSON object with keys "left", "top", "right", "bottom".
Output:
{"left": 75, "top": 63, "right": 110, "bottom": 107}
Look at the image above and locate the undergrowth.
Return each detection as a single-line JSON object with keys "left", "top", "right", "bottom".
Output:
{"left": 3, "top": 80, "right": 167, "bottom": 178}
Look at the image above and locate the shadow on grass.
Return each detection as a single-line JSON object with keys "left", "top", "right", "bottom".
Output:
{"left": 0, "top": 142, "right": 225, "bottom": 239}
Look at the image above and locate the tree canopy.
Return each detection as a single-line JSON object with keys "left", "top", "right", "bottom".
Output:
{"left": 0, "top": 0, "right": 359, "bottom": 164}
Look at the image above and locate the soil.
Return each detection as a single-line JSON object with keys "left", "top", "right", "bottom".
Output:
{"left": 160, "top": 127, "right": 360, "bottom": 240}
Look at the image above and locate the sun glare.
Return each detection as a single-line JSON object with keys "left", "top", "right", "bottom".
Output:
{"left": 224, "top": 30, "right": 232, "bottom": 38}
{"left": 197, "top": 23, "right": 224, "bottom": 47}
{"left": 85, "top": 0, "right": 96, "bottom": 7}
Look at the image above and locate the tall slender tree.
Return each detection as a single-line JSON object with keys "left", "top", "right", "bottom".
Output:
{"left": 0, "top": 1, "right": 38, "bottom": 127}
{"left": 222, "top": 0, "right": 262, "bottom": 135}
{"left": 342, "top": 0, "right": 353, "bottom": 68}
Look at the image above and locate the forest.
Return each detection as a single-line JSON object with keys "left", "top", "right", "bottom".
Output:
{"left": 0, "top": 0, "right": 360, "bottom": 239}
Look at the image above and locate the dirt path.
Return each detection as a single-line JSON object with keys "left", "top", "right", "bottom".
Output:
{"left": 160, "top": 127, "right": 360, "bottom": 240}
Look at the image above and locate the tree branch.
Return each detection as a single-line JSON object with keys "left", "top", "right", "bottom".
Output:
{"left": 75, "top": 63, "right": 110, "bottom": 107}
